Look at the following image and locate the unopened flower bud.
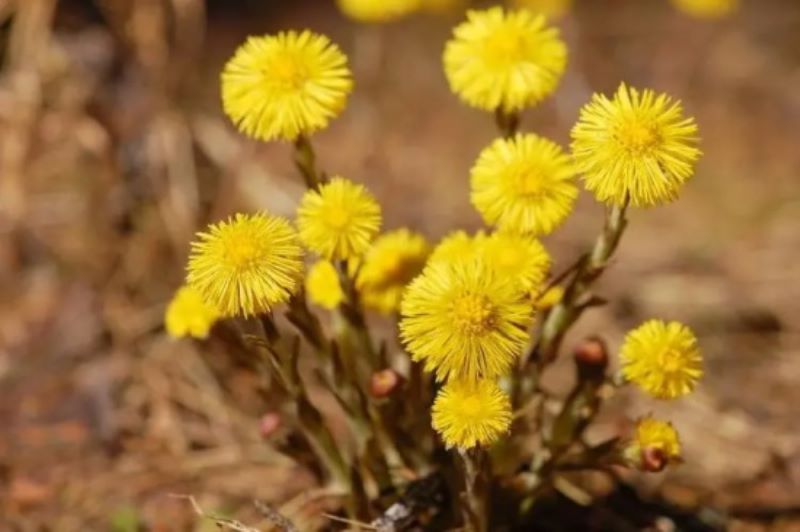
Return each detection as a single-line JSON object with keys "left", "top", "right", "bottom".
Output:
{"left": 259, "top": 412, "right": 282, "bottom": 438}
{"left": 369, "top": 369, "right": 404, "bottom": 398}
{"left": 574, "top": 337, "right": 608, "bottom": 381}
{"left": 640, "top": 446, "right": 668, "bottom": 473}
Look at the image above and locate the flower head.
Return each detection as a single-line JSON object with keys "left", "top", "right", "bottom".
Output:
{"left": 432, "top": 379, "right": 512, "bottom": 449}
{"left": 511, "top": 0, "right": 572, "bottom": 19}
{"left": 306, "top": 260, "right": 344, "bottom": 309}
{"left": 479, "top": 231, "right": 550, "bottom": 292}
{"left": 297, "top": 177, "right": 382, "bottom": 261}
{"left": 624, "top": 417, "right": 682, "bottom": 472}
{"left": 443, "top": 7, "right": 567, "bottom": 112}
{"left": 571, "top": 83, "right": 701, "bottom": 207}
{"left": 671, "top": 0, "right": 737, "bottom": 18}
{"left": 620, "top": 320, "right": 703, "bottom": 399}
{"left": 164, "top": 286, "right": 221, "bottom": 339}
{"left": 471, "top": 134, "right": 577, "bottom": 235}
{"left": 356, "top": 229, "right": 430, "bottom": 314}
{"left": 337, "top": 0, "right": 420, "bottom": 22}
{"left": 400, "top": 259, "right": 533, "bottom": 381}
{"left": 221, "top": 31, "right": 353, "bottom": 141}
{"left": 187, "top": 213, "right": 303, "bottom": 317}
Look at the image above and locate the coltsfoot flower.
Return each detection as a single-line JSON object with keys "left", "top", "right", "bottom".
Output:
{"left": 511, "top": 0, "right": 572, "bottom": 19}
{"left": 671, "top": 0, "right": 737, "bottom": 18}
{"left": 620, "top": 320, "right": 703, "bottom": 399}
{"left": 297, "top": 177, "right": 382, "bottom": 261}
{"left": 164, "top": 285, "right": 221, "bottom": 339}
{"left": 187, "top": 213, "right": 303, "bottom": 317}
{"left": 356, "top": 229, "right": 430, "bottom": 314}
{"left": 432, "top": 379, "right": 512, "bottom": 449}
{"left": 624, "top": 417, "right": 682, "bottom": 472}
{"left": 534, "top": 285, "right": 563, "bottom": 310}
{"left": 571, "top": 83, "right": 701, "bottom": 207}
{"left": 337, "top": 0, "right": 420, "bottom": 22}
{"left": 471, "top": 134, "right": 577, "bottom": 235}
{"left": 221, "top": 31, "right": 353, "bottom": 141}
{"left": 443, "top": 7, "right": 567, "bottom": 112}
{"left": 480, "top": 231, "right": 550, "bottom": 292}
{"left": 306, "top": 260, "right": 344, "bottom": 309}
{"left": 400, "top": 259, "right": 533, "bottom": 381}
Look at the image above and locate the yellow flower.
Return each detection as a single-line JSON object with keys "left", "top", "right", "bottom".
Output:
{"left": 187, "top": 213, "right": 303, "bottom": 317}
{"left": 479, "top": 231, "right": 550, "bottom": 292}
{"left": 511, "top": 0, "right": 572, "bottom": 19}
{"left": 400, "top": 259, "right": 533, "bottom": 381}
{"left": 624, "top": 417, "right": 682, "bottom": 472}
{"left": 428, "top": 230, "right": 484, "bottom": 265}
{"left": 306, "top": 260, "right": 344, "bottom": 309}
{"left": 620, "top": 320, "right": 703, "bottom": 399}
{"left": 297, "top": 177, "right": 382, "bottom": 261}
{"left": 671, "top": 0, "right": 737, "bottom": 18}
{"left": 471, "top": 134, "right": 577, "bottom": 235}
{"left": 432, "top": 379, "right": 512, "bottom": 449}
{"left": 221, "top": 31, "right": 353, "bottom": 141}
{"left": 571, "top": 83, "right": 701, "bottom": 207}
{"left": 164, "top": 286, "right": 221, "bottom": 339}
{"left": 443, "top": 7, "right": 567, "bottom": 112}
{"left": 356, "top": 229, "right": 430, "bottom": 314}
{"left": 337, "top": 0, "right": 420, "bottom": 22}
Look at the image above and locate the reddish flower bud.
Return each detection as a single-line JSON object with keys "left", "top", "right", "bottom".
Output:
{"left": 259, "top": 412, "right": 282, "bottom": 438}
{"left": 574, "top": 337, "right": 608, "bottom": 382}
{"left": 369, "top": 369, "right": 404, "bottom": 398}
{"left": 640, "top": 446, "right": 668, "bottom": 473}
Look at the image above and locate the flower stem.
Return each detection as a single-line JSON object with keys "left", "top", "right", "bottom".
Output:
{"left": 494, "top": 108, "right": 520, "bottom": 139}
{"left": 459, "top": 448, "right": 491, "bottom": 532}
{"left": 530, "top": 200, "right": 629, "bottom": 366}
{"left": 293, "top": 134, "right": 321, "bottom": 190}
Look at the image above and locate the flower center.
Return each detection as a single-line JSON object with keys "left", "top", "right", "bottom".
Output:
{"left": 618, "top": 121, "right": 660, "bottom": 155}
{"left": 224, "top": 237, "right": 262, "bottom": 272}
{"left": 269, "top": 55, "right": 309, "bottom": 91}
{"left": 452, "top": 293, "right": 496, "bottom": 335}
{"left": 512, "top": 168, "right": 546, "bottom": 198}
{"left": 459, "top": 395, "right": 483, "bottom": 419}
{"left": 483, "top": 31, "right": 526, "bottom": 68}
{"left": 658, "top": 349, "right": 684, "bottom": 374}
{"left": 324, "top": 206, "right": 352, "bottom": 230}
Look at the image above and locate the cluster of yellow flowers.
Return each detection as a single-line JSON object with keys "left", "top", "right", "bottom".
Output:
{"left": 335, "top": 0, "right": 737, "bottom": 24}
{"left": 165, "top": 4, "right": 706, "bottom": 472}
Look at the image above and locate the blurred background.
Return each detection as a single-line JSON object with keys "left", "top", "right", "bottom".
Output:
{"left": 1, "top": 0, "right": 799, "bottom": 529}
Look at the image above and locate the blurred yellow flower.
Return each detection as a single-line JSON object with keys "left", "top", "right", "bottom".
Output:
{"left": 400, "top": 259, "right": 533, "bottom": 381}
{"left": 297, "top": 177, "right": 382, "bottom": 261}
{"left": 471, "top": 134, "right": 577, "bottom": 235}
{"left": 356, "top": 229, "right": 430, "bottom": 314}
{"left": 164, "top": 285, "right": 221, "bottom": 339}
{"left": 620, "top": 320, "right": 703, "bottom": 399}
{"left": 571, "top": 83, "right": 701, "bottom": 207}
{"left": 624, "top": 417, "right": 681, "bottom": 472}
{"left": 443, "top": 7, "right": 567, "bottom": 112}
{"left": 511, "top": 0, "right": 572, "bottom": 19}
{"left": 432, "top": 378, "right": 512, "bottom": 449}
{"left": 187, "top": 213, "right": 303, "bottom": 317}
{"left": 221, "top": 31, "right": 353, "bottom": 141}
{"left": 480, "top": 231, "right": 550, "bottom": 292}
{"left": 428, "top": 230, "right": 484, "bottom": 265}
{"left": 533, "top": 284, "right": 563, "bottom": 310}
{"left": 306, "top": 260, "right": 344, "bottom": 309}
{"left": 671, "top": 0, "right": 737, "bottom": 18}
{"left": 337, "top": 0, "right": 420, "bottom": 22}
